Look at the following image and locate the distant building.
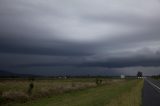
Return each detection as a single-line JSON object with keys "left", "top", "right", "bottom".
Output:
{"left": 120, "top": 75, "right": 125, "bottom": 79}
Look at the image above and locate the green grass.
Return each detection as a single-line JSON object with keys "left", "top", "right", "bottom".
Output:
{"left": 107, "top": 80, "right": 143, "bottom": 106}
{"left": 5, "top": 79, "right": 143, "bottom": 106}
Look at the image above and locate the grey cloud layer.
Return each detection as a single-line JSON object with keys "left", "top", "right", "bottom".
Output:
{"left": 0, "top": 38, "right": 93, "bottom": 56}
{"left": 79, "top": 53, "right": 160, "bottom": 68}
{"left": 0, "top": 0, "right": 160, "bottom": 75}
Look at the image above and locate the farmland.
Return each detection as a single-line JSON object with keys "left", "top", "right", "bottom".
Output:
{"left": 0, "top": 78, "right": 143, "bottom": 106}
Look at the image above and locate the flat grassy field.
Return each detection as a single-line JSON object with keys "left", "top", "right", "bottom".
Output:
{"left": 0, "top": 78, "right": 115, "bottom": 104}
{"left": 1, "top": 78, "right": 143, "bottom": 106}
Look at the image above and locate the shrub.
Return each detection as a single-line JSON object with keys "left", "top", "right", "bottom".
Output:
{"left": 27, "top": 82, "right": 34, "bottom": 96}
{"left": 95, "top": 78, "right": 102, "bottom": 85}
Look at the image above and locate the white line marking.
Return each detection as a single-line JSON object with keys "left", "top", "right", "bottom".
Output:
{"left": 145, "top": 79, "right": 160, "bottom": 93}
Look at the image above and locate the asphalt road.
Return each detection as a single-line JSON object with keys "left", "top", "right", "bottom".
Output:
{"left": 143, "top": 78, "right": 160, "bottom": 106}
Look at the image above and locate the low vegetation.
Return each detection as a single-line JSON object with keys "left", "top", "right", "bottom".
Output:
{"left": 1, "top": 79, "right": 143, "bottom": 106}
{"left": 0, "top": 78, "right": 112, "bottom": 105}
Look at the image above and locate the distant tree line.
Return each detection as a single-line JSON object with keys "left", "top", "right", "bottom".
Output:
{"left": 151, "top": 75, "right": 160, "bottom": 79}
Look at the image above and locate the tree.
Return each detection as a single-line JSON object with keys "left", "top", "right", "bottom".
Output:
{"left": 137, "top": 71, "right": 143, "bottom": 78}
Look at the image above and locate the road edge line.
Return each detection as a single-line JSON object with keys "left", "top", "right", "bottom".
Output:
{"left": 145, "top": 79, "right": 160, "bottom": 93}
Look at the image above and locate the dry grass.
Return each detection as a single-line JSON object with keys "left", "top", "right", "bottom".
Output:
{"left": 0, "top": 78, "right": 113, "bottom": 104}
{"left": 2, "top": 91, "right": 29, "bottom": 102}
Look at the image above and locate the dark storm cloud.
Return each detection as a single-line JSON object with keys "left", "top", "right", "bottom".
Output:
{"left": 15, "top": 63, "right": 76, "bottom": 68}
{"left": 9, "top": 49, "right": 160, "bottom": 69}
{"left": 0, "top": 34, "right": 94, "bottom": 56}
{"left": 15, "top": 56, "right": 160, "bottom": 68}
{"left": 79, "top": 54, "right": 160, "bottom": 68}
{"left": 0, "top": 40, "right": 92, "bottom": 56}
{"left": 0, "top": 0, "right": 160, "bottom": 75}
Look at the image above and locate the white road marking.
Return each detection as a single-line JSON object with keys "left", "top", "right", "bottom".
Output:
{"left": 145, "top": 78, "right": 160, "bottom": 93}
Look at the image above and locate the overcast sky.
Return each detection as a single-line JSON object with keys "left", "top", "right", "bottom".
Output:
{"left": 0, "top": 0, "right": 160, "bottom": 76}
